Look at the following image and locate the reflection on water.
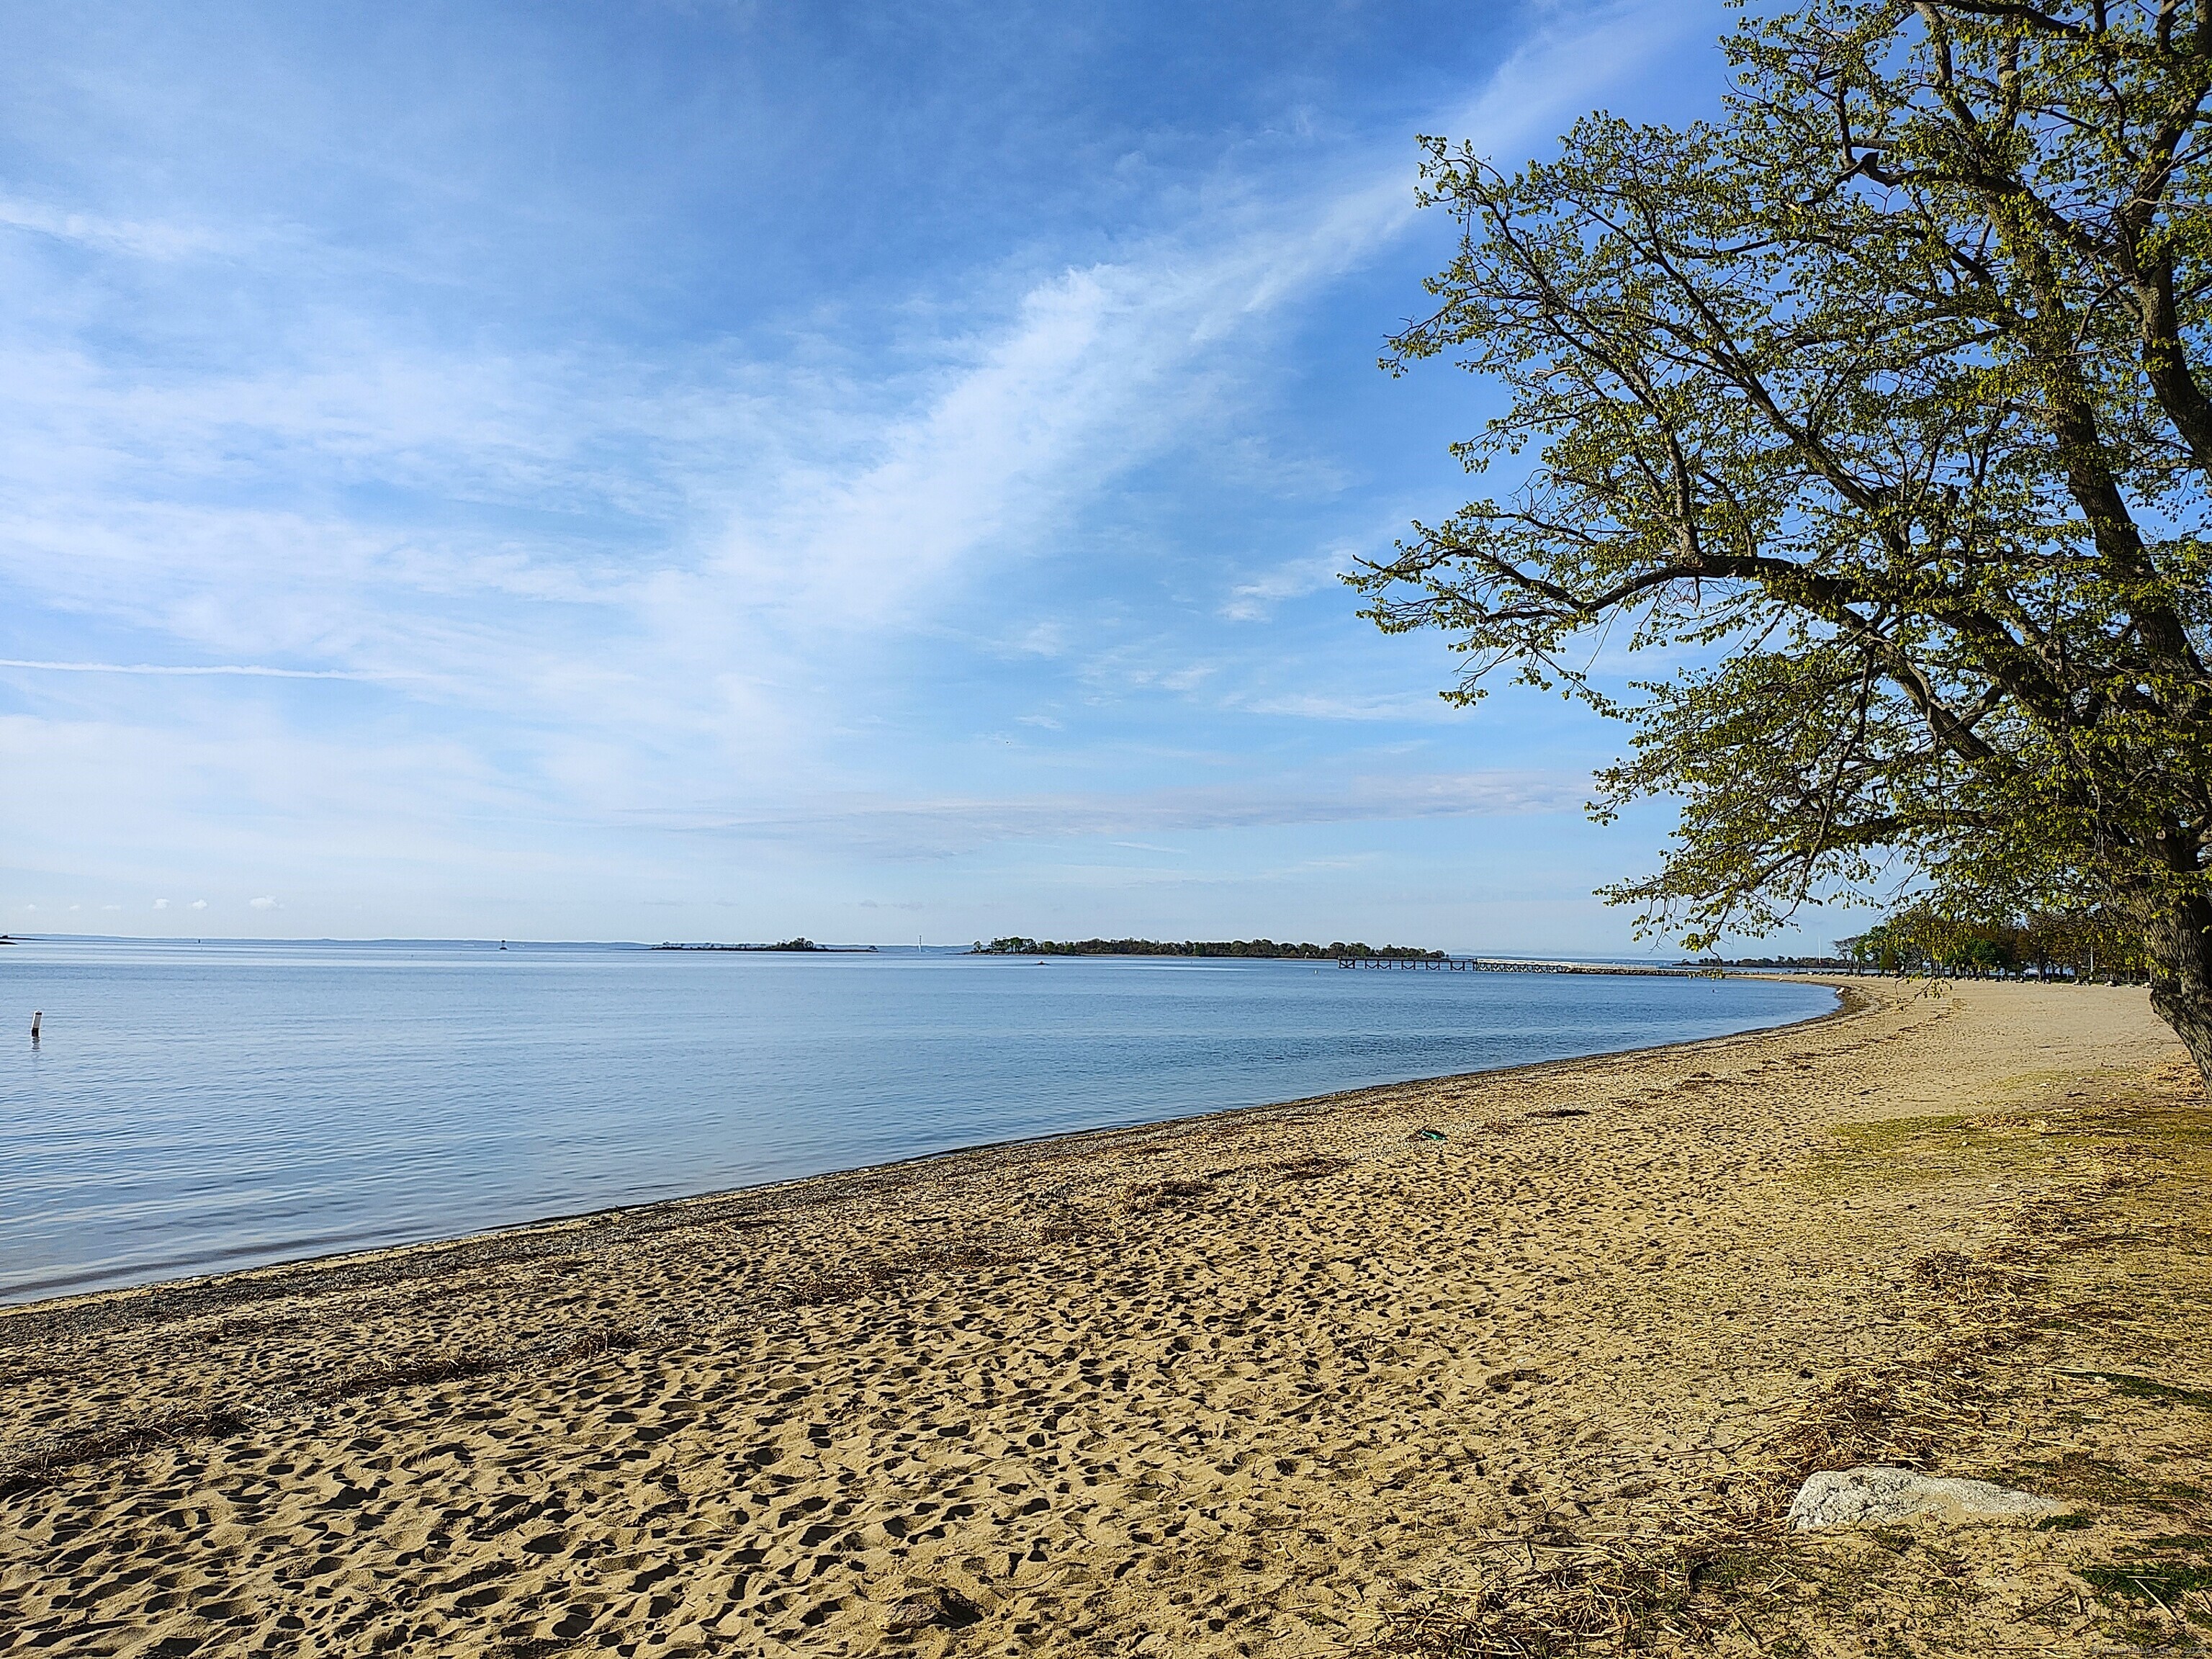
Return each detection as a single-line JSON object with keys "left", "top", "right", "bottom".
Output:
{"left": 0, "top": 939, "right": 1834, "bottom": 1301}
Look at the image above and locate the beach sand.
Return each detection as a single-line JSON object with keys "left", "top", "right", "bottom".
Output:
{"left": 4, "top": 979, "right": 2211, "bottom": 1656}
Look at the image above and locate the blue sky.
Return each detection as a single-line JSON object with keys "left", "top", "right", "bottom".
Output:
{"left": 0, "top": 0, "right": 1866, "bottom": 952}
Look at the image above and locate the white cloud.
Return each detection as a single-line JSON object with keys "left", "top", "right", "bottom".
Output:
{"left": 0, "top": 659, "right": 395, "bottom": 680}
{"left": 189, "top": 899, "right": 207, "bottom": 909}
{"left": 1223, "top": 551, "right": 1353, "bottom": 622}
{"left": 652, "top": 770, "right": 1581, "bottom": 857}
{"left": 4, "top": 0, "right": 1669, "bottom": 709}
{"left": 1011, "top": 621, "right": 1069, "bottom": 657}
{"left": 0, "top": 1, "right": 1690, "bottom": 934}
{"left": 248, "top": 895, "right": 279, "bottom": 909}
{"left": 1237, "top": 690, "right": 1458, "bottom": 722}
{"left": 0, "top": 197, "right": 240, "bottom": 262}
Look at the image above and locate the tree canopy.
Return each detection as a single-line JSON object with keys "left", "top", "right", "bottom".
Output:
{"left": 1356, "top": 0, "right": 2212, "bottom": 1078}
{"left": 1840, "top": 903, "right": 2144, "bottom": 977}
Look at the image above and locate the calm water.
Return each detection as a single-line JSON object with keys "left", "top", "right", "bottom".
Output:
{"left": 0, "top": 938, "right": 1835, "bottom": 1303}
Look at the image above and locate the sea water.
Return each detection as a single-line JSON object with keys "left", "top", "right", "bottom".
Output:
{"left": 0, "top": 938, "right": 1836, "bottom": 1303}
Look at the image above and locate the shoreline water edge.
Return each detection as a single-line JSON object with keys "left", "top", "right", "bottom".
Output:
{"left": 9, "top": 977, "right": 1851, "bottom": 1316}
{"left": 6, "top": 979, "right": 2206, "bottom": 1658}
{"left": 0, "top": 947, "right": 1835, "bottom": 1303}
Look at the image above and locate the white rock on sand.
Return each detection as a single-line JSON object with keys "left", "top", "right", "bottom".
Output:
{"left": 1789, "top": 1465, "right": 2067, "bottom": 1530}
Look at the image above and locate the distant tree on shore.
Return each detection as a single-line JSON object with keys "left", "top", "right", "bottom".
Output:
{"left": 1357, "top": 1, "right": 2212, "bottom": 1084}
{"left": 1840, "top": 904, "right": 2146, "bottom": 981}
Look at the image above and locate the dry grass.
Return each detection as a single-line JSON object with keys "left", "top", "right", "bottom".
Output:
{"left": 1273, "top": 1154, "right": 1352, "bottom": 1183}
{"left": 1372, "top": 1048, "right": 2212, "bottom": 1658}
{"left": 1368, "top": 1534, "right": 1792, "bottom": 1658}
{"left": 0, "top": 1347, "right": 516, "bottom": 1495}
{"left": 1123, "top": 1177, "right": 1218, "bottom": 1213}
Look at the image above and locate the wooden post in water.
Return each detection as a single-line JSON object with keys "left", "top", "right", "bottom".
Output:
{"left": 30, "top": 1011, "right": 40, "bottom": 1042}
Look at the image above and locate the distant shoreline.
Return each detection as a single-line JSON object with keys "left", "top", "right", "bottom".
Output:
{"left": 972, "top": 936, "right": 1449, "bottom": 960}
{"left": 652, "top": 939, "right": 878, "bottom": 953}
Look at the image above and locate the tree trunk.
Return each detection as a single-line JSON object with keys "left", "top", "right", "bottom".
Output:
{"left": 2141, "top": 891, "right": 2212, "bottom": 1093}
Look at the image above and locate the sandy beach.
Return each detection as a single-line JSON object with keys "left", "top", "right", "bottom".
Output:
{"left": 4, "top": 979, "right": 2209, "bottom": 1656}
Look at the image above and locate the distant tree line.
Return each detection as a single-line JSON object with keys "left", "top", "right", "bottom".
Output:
{"left": 1835, "top": 906, "right": 2146, "bottom": 983}
{"left": 1692, "top": 955, "right": 1861, "bottom": 971}
{"left": 654, "top": 939, "right": 878, "bottom": 953}
{"left": 969, "top": 938, "right": 1446, "bottom": 960}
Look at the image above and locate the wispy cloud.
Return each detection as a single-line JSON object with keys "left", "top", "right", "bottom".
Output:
{"left": 0, "top": 0, "right": 1706, "bottom": 939}
{"left": 1222, "top": 552, "right": 1351, "bottom": 622}
{"left": 6, "top": 0, "right": 1676, "bottom": 694}
{"left": 650, "top": 770, "right": 1581, "bottom": 856}
{"left": 1236, "top": 690, "right": 1459, "bottom": 721}
{"left": 0, "top": 659, "right": 395, "bottom": 680}
{"left": 0, "top": 197, "right": 240, "bottom": 261}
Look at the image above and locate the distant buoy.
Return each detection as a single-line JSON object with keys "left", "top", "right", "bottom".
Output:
{"left": 30, "top": 1011, "right": 40, "bottom": 1042}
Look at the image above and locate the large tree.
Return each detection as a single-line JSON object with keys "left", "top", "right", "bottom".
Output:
{"left": 1357, "top": 0, "right": 2212, "bottom": 1080}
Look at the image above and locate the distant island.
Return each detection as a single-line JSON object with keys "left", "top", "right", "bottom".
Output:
{"left": 971, "top": 937, "right": 1444, "bottom": 960}
{"left": 654, "top": 939, "right": 878, "bottom": 953}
